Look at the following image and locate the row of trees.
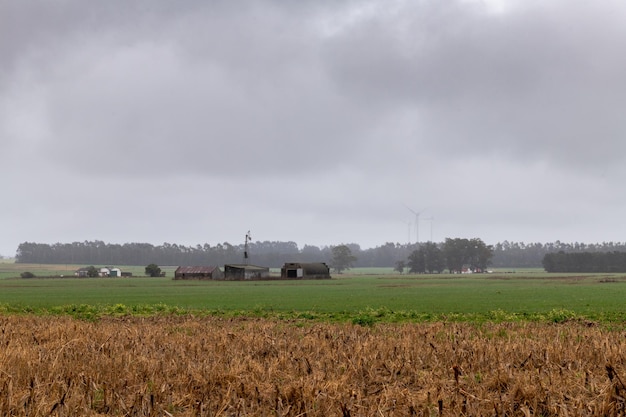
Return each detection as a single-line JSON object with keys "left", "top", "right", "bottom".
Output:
{"left": 14, "top": 240, "right": 412, "bottom": 268}
{"left": 15, "top": 241, "right": 303, "bottom": 267}
{"left": 15, "top": 240, "right": 626, "bottom": 269}
{"left": 542, "top": 251, "right": 626, "bottom": 273}
{"left": 491, "top": 241, "right": 626, "bottom": 268}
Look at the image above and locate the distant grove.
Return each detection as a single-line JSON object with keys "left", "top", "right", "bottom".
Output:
{"left": 543, "top": 251, "right": 626, "bottom": 273}
{"left": 14, "top": 240, "right": 626, "bottom": 270}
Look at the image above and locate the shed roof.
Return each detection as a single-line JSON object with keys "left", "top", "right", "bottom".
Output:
{"left": 283, "top": 262, "right": 330, "bottom": 275}
{"left": 224, "top": 264, "right": 269, "bottom": 271}
{"left": 175, "top": 266, "right": 219, "bottom": 274}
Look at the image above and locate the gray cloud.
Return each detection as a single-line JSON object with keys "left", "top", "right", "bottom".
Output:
{"left": 2, "top": 0, "right": 626, "bottom": 256}
{"left": 323, "top": 0, "right": 626, "bottom": 170}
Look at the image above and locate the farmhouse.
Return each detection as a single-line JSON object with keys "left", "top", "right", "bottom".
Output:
{"left": 281, "top": 262, "right": 331, "bottom": 279}
{"left": 75, "top": 266, "right": 123, "bottom": 277}
{"left": 174, "top": 266, "right": 224, "bottom": 280}
{"left": 224, "top": 264, "right": 270, "bottom": 280}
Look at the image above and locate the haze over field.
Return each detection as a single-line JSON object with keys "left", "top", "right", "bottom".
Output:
{"left": 2, "top": 0, "right": 626, "bottom": 257}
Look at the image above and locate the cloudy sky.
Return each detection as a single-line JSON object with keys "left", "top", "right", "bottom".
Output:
{"left": 2, "top": 0, "right": 626, "bottom": 256}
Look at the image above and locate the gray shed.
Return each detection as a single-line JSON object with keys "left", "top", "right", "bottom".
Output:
{"left": 224, "top": 264, "right": 270, "bottom": 280}
{"left": 281, "top": 262, "right": 331, "bottom": 279}
{"left": 174, "top": 266, "right": 224, "bottom": 280}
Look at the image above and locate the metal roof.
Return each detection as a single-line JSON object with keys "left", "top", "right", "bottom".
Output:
{"left": 224, "top": 264, "right": 269, "bottom": 271}
{"left": 282, "top": 262, "right": 330, "bottom": 275}
{"left": 175, "top": 266, "right": 218, "bottom": 274}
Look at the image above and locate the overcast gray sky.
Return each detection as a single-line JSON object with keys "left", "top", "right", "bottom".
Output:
{"left": 2, "top": 0, "right": 626, "bottom": 257}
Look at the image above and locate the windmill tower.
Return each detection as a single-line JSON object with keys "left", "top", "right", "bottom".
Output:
{"left": 404, "top": 205, "right": 424, "bottom": 245}
{"left": 243, "top": 231, "right": 252, "bottom": 265}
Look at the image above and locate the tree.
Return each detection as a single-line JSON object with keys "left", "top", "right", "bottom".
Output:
{"left": 422, "top": 242, "right": 445, "bottom": 273}
{"left": 442, "top": 238, "right": 468, "bottom": 273}
{"left": 86, "top": 265, "right": 99, "bottom": 278}
{"left": 407, "top": 242, "right": 445, "bottom": 274}
{"left": 330, "top": 245, "right": 357, "bottom": 274}
{"left": 442, "top": 238, "right": 493, "bottom": 273}
{"left": 468, "top": 238, "right": 494, "bottom": 272}
{"left": 407, "top": 249, "right": 426, "bottom": 273}
{"left": 394, "top": 260, "right": 405, "bottom": 274}
{"left": 145, "top": 263, "right": 162, "bottom": 277}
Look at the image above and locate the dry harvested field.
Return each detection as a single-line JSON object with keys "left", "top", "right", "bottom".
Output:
{"left": 2, "top": 317, "right": 626, "bottom": 416}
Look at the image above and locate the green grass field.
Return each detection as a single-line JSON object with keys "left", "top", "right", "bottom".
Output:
{"left": 1, "top": 262, "right": 626, "bottom": 322}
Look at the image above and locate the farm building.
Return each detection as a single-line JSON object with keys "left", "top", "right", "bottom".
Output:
{"left": 75, "top": 266, "right": 123, "bottom": 277}
{"left": 100, "top": 267, "right": 122, "bottom": 277}
{"left": 174, "top": 266, "right": 224, "bottom": 280}
{"left": 224, "top": 264, "right": 270, "bottom": 280}
{"left": 281, "top": 262, "right": 331, "bottom": 279}
{"left": 75, "top": 267, "right": 91, "bottom": 277}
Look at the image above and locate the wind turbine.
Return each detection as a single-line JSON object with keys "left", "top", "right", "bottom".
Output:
{"left": 404, "top": 204, "right": 424, "bottom": 245}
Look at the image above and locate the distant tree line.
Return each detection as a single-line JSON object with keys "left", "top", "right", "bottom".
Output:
{"left": 491, "top": 241, "right": 626, "bottom": 268}
{"left": 14, "top": 240, "right": 626, "bottom": 269}
{"left": 15, "top": 241, "right": 304, "bottom": 267}
{"left": 14, "top": 240, "right": 451, "bottom": 268}
{"left": 542, "top": 251, "right": 626, "bottom": 273}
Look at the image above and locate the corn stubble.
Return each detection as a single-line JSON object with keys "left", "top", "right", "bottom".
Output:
{"left": 1, "top": 317, "right": 626, "bottom": 416}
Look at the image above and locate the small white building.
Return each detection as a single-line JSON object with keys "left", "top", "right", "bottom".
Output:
{"left": 99, "top": 267, "right": 122, "bottom": 277}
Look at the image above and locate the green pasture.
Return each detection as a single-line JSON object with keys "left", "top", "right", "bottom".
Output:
{"left": 0, "top": 263, "right": 177, "bottom": 280}
{"left": 1, "top": 264, "right": 626, "bottom": 322}
{"left": 0, "top": 265, "right": 397, "bottom": 279}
